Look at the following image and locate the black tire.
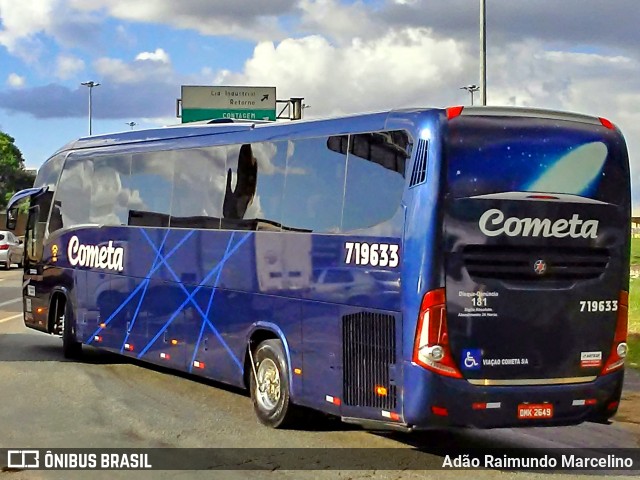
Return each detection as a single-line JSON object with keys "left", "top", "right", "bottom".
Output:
{"left": 61, "top": 300, "right": 82, "bottom": 359}
{"left": 249, "top": 339, "right": 299, "bottom": 428}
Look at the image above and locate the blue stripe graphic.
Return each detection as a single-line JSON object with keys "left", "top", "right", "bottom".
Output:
{"left": 120, "top": 228, "right": 171, "bottom": 353}
{"left": 189, "top": 232, "right": 235, "bottom": 373}
{"left": 136, "top": 231, "right": 252, "bottom": 369}
{"left": 86, "top": 229, "right": 195, "bottom": 343}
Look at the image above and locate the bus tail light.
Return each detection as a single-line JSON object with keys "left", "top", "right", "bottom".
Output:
{"left": 446, "top": 106, "right": 464, "bottom": 120}
{"left": 431, "top": 406, "right": 449, "bottom": 416}
{"left": 599, "top": 117, "right": 615, "bottom": 130}
{"left": 413, "top": 288, "right": 462, "bottom": 378}
{"left": 601, "top": 291, "right": 628, "bottom": 375}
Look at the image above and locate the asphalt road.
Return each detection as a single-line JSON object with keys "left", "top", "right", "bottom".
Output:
{"left": 0, "top": 268, "right": 638, "bottom": 480}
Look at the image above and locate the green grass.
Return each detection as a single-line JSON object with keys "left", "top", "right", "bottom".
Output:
{"left": 627, "top": 238, "right": 640, "bottom": 369}
{"left": 631, "top": 238, "right": 640, "bottom": 265}
{"left": 627, "top": 278, "right": 640, "bottom": 369}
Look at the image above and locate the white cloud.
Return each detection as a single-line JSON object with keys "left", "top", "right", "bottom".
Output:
{"left": 219, "top": 28, "right": 468, "bottom": 117}
{"left": 0, "top": 0, "right": 56, "bottom": 47}
{"left": 55, "top": 54, "right": 85, "bottom": 79}
{"left": 69, "top": 0, "right": 294, "bottom": 41}
{"left": 0, "top": 0, "right": 101, "bottom": 62}
{"left": 94, "top": 58, "right": 139, "bottom": 84}
{"left": 135, "top": 48, "right": 170, "bottom": 64}
{"left": 94, "top": 52, "right": 173, "bottom": 84}
{"left": 0, "top": 0, "right": 57, "bottom": 61}
{"left": 544, "top": 51, "right": 633, "bottom": 68}
{"left": 298, "top": 0, "right": 379, "bottom": 44}
{"left": 6, "top": 73, "right": 26, "bottom": 88}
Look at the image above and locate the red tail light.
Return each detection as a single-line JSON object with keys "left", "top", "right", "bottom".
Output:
{"left": 0, "top": 245, "right": 9, "bottom": 250}
{"left": 413, "top": 288, "right": 462, "bottom": 378}
{"left": 599, "top": 117, "right": 615, "bottom": 130}
{"left": 431, "top": 406, "right": 449, "bottom": 416}
{"left": 446, "top": 106, "right": 464, "bottom": 120}
{"left": 601, "top": 290, "right": 628, "bottom": 375}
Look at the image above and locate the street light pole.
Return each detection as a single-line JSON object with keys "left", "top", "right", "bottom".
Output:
{"left": 126, "top": 122, "right": 137, "bottom": 130}
{"left": 460, "top": 85, "right": 480, "bottom": 105}
{"left": 480, "top": 0, "right": 487, "bottom": 105}
{"left": 81, "top": 81, "right": 100, "bottom": 135}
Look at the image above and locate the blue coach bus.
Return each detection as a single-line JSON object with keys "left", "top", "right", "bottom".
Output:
{"left": 7, "top": 106, "right": 630, "bottom": 430}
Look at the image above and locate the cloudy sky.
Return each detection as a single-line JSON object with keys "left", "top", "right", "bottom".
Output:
{"left": 1, "top": 0, "right": 638, "bottom": 210}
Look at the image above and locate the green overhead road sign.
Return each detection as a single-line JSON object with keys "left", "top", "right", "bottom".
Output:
{"left": 182, "top": 108, "right": 276, "bottom": 122}
{"left": 180, "top": 86, "right": 277, "bottom": 123}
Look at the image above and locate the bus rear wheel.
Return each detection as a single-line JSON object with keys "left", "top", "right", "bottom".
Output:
{"left": 250, "top": 339, "right": 299, "bottom": 428}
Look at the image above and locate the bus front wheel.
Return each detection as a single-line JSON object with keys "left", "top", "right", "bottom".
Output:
{"left": 61, "top": 300, "right": 82, "bottom": 359}
{"left": 250, "top": 339, "right": 299, "bottom": 428}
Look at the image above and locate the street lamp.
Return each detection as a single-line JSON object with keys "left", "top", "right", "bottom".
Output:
{"left": 480, "top": 0, "right": 487, "bottom": 105}
{"left": 460, "top": 84, "right": 480, "bottom": 105}
{"left": 125, "top": 122, "right": 137, "bottom": 130}
{"left": 80, "top": 81, "right": 100, "bottom": 135}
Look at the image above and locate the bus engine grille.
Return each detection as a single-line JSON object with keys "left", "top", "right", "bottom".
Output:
{"left": 342, "top": 312, "right": 397, "bottom": 410}
{"left": 462, "top": 245, "right": 610, "bottom": 281}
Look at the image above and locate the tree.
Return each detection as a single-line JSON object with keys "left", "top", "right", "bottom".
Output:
{"left": 0, "top": 132, "right": 36, "bottom": 210}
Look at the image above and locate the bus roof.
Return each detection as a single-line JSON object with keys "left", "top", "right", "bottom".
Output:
{"left": 460, "top": 106, "right": 602, "bottom": 125}
{"left": 53, "top": 107, "right": 437, "bottom": 156}
{"left": 50, "top": 105, "right": 606, "bottom": 158}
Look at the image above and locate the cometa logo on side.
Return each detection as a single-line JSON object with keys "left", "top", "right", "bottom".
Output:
{"left": 67, "top": 235, "right": 125, "bottom": 272}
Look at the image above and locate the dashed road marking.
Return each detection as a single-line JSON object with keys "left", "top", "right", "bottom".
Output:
{"left": 0, "top": 297, "right": 21, "bottom": 308}
{"left": 0, "top": 313, "right": 23, "bottom": 324}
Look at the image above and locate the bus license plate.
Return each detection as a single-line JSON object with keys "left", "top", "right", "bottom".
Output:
{"left": 517, "top": 403, "right": 553, "bottom": 420}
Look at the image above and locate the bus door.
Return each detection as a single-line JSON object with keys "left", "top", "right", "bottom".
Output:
{"left": 5, "top": 188, "right": 53, "bottom": 330}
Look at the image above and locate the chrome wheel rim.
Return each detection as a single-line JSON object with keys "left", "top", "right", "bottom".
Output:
{"left": 256, "top": 358, "right": 281, "bottom": 411}
{"left": 58, "top": 313, "right": 65, "bottom": 337}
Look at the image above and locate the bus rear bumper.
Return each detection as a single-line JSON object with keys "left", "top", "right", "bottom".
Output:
{"left": 402, "top": 366, "right": 624, "bottom": 429}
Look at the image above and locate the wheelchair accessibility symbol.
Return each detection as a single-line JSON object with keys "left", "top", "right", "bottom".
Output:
{"left": 462, "top": 349, "right": 482, "bottom": 371}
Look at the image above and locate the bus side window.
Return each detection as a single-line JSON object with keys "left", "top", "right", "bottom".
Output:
{"left": 90, "top": 154, "right": 132, "bottom": 226}
{"left": 170, "top": 146, "right": 226, "bottom": 230}
{"left": 342, "top": 131, "right": 408, "bottom": 232}
{"left": 223, "top": 144, "right": 258, "bottom": 226}
{"left": 280, "top": 137, "right": 347, "bottom": 233}
{"left": 128, "top": 151, "right": 175, "bottom": 227}
{"left": 222, "top": 142, "right": 287, "bottom": 231}
{"left": 49, "top": 200, "right": 63, "bottom": 233}
{"left": 50, "top": 158, "right": 93, "bottom": 232}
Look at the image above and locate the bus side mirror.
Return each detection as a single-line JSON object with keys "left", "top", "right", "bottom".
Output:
{"left": 6, "top": 208, "right": 17, "bottom": 230}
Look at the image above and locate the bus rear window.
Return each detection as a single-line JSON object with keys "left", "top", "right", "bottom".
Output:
{"left": 445, "top": 116, "right": 628, "bottom": 205}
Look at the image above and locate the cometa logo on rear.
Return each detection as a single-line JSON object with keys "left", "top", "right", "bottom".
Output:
{"left": 478, "top": 209, "right": 599, "bottom": 239}
{"left": 67, "top": 235, "right": 125, "bottom": 272}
